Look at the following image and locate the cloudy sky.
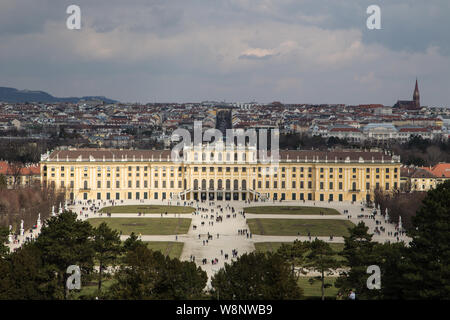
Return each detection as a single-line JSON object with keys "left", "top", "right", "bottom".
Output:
{"left": 0, "top": 0, "right": 449, "bottom": 106}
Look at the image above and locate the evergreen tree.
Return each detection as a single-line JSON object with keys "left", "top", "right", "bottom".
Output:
{"left": 108, "top": 245, "right": 206, "bottom": 300}
{"left": 0, "top": 243, "right": 59, "bottom": 299}
{"left": 335, "top": 222, "right": 379, "bottom": 299}
{"left": 35, "top": 211, "right": 94, "bottom": 299}
{"left": 0, "top": 226, "right": 9, "bottom": 257}
{"left": 93, "top": 222, "right": 122, "bottom": 294}
{"left": 276, "top": 240, "right": 309, "bottom": 279}
{"left": 306, "top": 239, "right": 341, "bottom": 300}
{"left": 211, "top": 252, "right": 303, "bottom": 300}
{"left": 401, "top": 180, "right": 450, "bottom": 299}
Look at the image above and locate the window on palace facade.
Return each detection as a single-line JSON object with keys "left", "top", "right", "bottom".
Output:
{"left": 116, "top": 181, "right": 120, "bottom": 188}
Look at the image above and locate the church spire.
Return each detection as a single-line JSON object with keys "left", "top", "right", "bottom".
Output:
{"left": 413, "top": 78, "right": 420, "bottom": 108}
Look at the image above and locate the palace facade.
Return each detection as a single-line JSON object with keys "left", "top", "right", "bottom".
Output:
{"left": 40, "top": 146, "right": 401, "bottom": 203}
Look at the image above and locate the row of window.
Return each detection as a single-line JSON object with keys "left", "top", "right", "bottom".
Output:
{"left": 67, "top": 179, "right": 397, "bottom": 191}
{"left": 48, "top": 165, "right": 398, "bottom": 173}
{"left": 82, "top": 191, "right": 369, "bottom": 203}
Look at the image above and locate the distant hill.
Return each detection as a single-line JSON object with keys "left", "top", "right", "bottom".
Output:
{"left": 0, "top": 87, "right": 118, "bottom": 104}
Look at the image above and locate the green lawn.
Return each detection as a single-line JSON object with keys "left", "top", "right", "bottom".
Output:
{"left": 145, "top": 241, "right": 184, "bottom": 259}
{"left": 254, "top": 242, "right": 346, "bottom": 263}
{"left": 254, "top": 242, "right": 344, "bottom": 253}
{"left": 244, "top": 206, "right": 340, "bottom": 215}
{"left": 99, "top": 205, "right": 194, "bottom": 214}
{"left": 247, "top": 219, "right": 354, "bottom": 237}
{"left": 298, "top": 277, "right": 339, "bottom": 299}
{"left": 71, "top": 279, "right": 116, "bottom": 299}
{"left": 88, "top": 218, "right": 191, "bottom": 235}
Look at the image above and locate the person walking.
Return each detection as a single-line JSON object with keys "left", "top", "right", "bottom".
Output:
{"left": 348, "top": 290, "right": 356, "bottom": 300}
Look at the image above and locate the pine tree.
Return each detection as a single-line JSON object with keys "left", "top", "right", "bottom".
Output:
{"left": 402, "top": 180, "right": 450, "bottom": 299}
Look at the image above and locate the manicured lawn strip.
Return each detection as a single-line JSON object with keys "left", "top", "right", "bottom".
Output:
{"left": 145, "top": 241, "right": 184, "bottom": 259}
{"left": 99, "top": 205, "right": 194, "bottom": 214}
{"left": 88, "top": 218, "right": 191, "bottom": 235}
{"left": 254, "top": 242, "right": 346, "bottom": 263}
{"left": 247, "top": 219, "right": 354, "bottom": 237}
{"left": 254, "top": 242, "right": 344, "bottom": 253}
{"left": 298, "top": 277, "right": 339, "bottom": 299}
{"left": 72, "top": 279, "right": 116, "bottom": 299}
{"left": 244, "top": 206, "right": 340, "bottom": 215}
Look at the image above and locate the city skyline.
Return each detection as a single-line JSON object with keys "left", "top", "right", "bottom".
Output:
{"left": 0, "top": 1, "right": 449, "bottom": 106}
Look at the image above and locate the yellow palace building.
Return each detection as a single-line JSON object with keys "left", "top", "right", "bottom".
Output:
{"left": 40, "top": 146, "right": 401, "bottom": 203}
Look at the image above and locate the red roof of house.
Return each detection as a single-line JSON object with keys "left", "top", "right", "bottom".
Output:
{"left": 421, "top": 163, "right": 450, "bottom": 178}
{"left": 0, "top": 161, "right": 40, "bottom": 176}
{"left": 398, "top": 128, "right": 429, "bottom": 132}
{"left": 330, "top": 127, "right": 361, "bottom": 132}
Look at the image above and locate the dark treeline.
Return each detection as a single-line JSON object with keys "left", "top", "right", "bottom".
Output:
{"left": 374, "top": 190, "right": 427, "bottom": 231}
{"left": 0, "top": 134, "right": 163, "bottom": 164}
{"left": 0, "top": 184, "right": 65, "bottom": 232}
{"left": 280, "top": 133, "right": 450, "bottom": 166}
